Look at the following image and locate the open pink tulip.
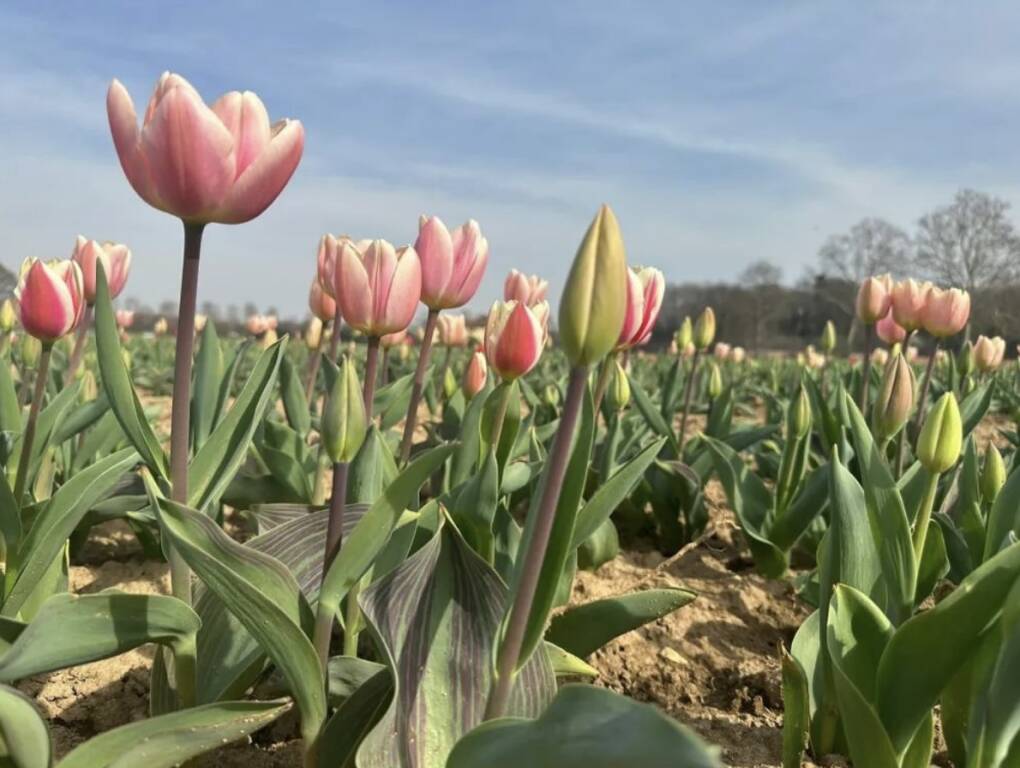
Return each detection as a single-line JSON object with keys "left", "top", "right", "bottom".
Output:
{"left": 503, "top": 269, "right": 549, "bottom": 306}
{"left": 891, "top": 279, "right": 931, "bottom": 332}
{"left": 72, "top": 236, "right": 132, "bottom": 304}
{"left": 876, "top": 309, "right": 907, "bottom": 345}
{"left": 416, "top": 216, "right": 488, "bottom": 310}
{"left": 15, "top": 259, "right": 86, "bottom": 343}
{"left": 974, "top": 335, "right": 1006, "bottom": 372}
{"left": 245, "top": 314, "right": 270, "bottom": 336}
{"left": 437, "top": 313, "right": 468, "bottom": 347}
{"left": 115, "top": 309, "right": 135, "bottom": 329}
{"left": 617, "top": 266, "right": 664, "bottom": 349}
{"left": 335, "top": 239, "right": 422, "bottom": 336}
{"left": 856, "top": 274, "right": 893, "bottom": 324}
{"left": 309, "top": 279, "right": 336, "bottom": 323}
{"left": 463, "top": 348, "right": 488, "bottom": 398}
{"left": 922, "top": 287, "right": 970, "bottom": 338}
{"left": 484, "top": 300, "right": 548, "bottom": 380}
{"left": 107, "top": 72, "right": 304, "bottom": 224}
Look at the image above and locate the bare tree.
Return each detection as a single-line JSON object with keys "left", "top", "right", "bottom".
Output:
{"left": 914, "top": 189, "right": 1020, "bottom": 292}
{"left": 740, "top": 260, "right": 783, "bottom": 353}
{"left": 817, "top": 217, "right": 912, "bottom": 282}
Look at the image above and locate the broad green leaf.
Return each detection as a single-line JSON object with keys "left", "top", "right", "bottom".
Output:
{"left": 0, "top": 363, "right": 20, "bottom": 437}
{"left": 781, "top": 646, "right": 809, "bottom": 768}
{"left": 985, "top": 461, "right": 1020, "bottom": 562}
{"left": 13, "top": 381, "right": 79, "bottom": 491}
{"left": 190, "top": 320, "right": 224, "bottom": 452}
{"left": 544, "top": 642, "right": 597, "bottom": 678}
{"left": 446, "top": 684, "right": 720, "bottom": 768}
{"left": 450, "top": 389, "right": 488, "bottom": 487}
{"left": 0, "top": 683, "right": 49, "bottom": 768}
{"left": 52, "top": 394, "right": 109, "bottom": 445}
{"left": 57, "top": 699, "right": 289, "bottom": 768}
{"left": 960, "top": 381, "right": 993, "bottom": 437}
{"left": 545, "top": 588, "right": 695, "bottom": 659}
{"left": 576, "top": 517, "right": 619, "bottom": 571}
{"left": 317, "top": 668, "right": 392, "bottom": 768}
{"left": 769, "top": 463, "right": 829, "bottom": 552}
{"left": 450, "top": 449, "right": 499, "bottom": 562}
{"left": 327, "top": 656, "right": 388, "bottom": 705}
{"left": 347, "top": 426, "right": 398, "bottom": 505}
{"left": 627, "top": 371, "right": 681, "bottom": 456}
{"left": 914, "top": 522, "right": 948, "bottom": 605}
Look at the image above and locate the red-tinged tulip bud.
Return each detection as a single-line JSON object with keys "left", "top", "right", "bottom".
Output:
{"left": 15, "top": 258, "right": 86, "bottom": 344}
{"left": 107, "top": 73, "right": 304, "bottom": 225}
{"left": 72, "top": 236, "right": 132, "bottom": 304}
{"left": 504, "top": 269, "right": 549, "bottom": 307}
{"left": 308, "top": 278, "right": 336, "bottom": 323}
{"left": 437, "top": 313, "right": 469, "bottom": 347}
{"left": 606, "top": 358, "right": 631, "bottom": 412}
{"left": 694, "top": 307, "right": 716, "bottom": 350}
{"left": 335, "top": 239, "right": 422, "bottom": 337}
{"left": 675, "top": 316, "right": 692, "bottom": 349}
{"left": 321, "top": 355, "right": 367, "bottom": 464}
{"left": 0, "top": 300, "right": 15, "bottom": 333}
{"left": 872, "top": 353, "right": 914, "bottom": 441}
{"left": 788, "top": 385, "right": 813, "bottom": 440}
{"left": 891, "top": 279, "right": 931, "bottom": 331}
{"left": 558, "top": 205, "right": 628, "bottom": 367}
{"left": 820, "top": 320, "right": 837, "bottom": 354}
{"left": 21, "top": 334, "right": 41, "bottom": 367}
{"left": 973, "top": 334, "right": 1006, "bottom": 373}
{"left": 922, "top": 287, "right": 970, "bottom": 338}
{"left": 463, "top": 349, "right": 488, "bottom": 399}
{"left": 417, "top": 216, "right": 488, "bottom": 310}
{"left": 981, "top": 444, "right": 1006, "bottom": 504}
{"left": 917, "top": 392, "right": 962, "bottom": 474}
{"left": 617, "top": 266, "right": 665, "bottom": 349}
{"left": 485, "top": 300, "right": 548, "bottom": 380}
{"left": 856, "top": 274, "right": 893, "bottom": 324}
{"left": 876, "top": 308, "right": 907, "bottom": 345}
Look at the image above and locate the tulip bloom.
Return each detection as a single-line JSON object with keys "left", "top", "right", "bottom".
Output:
{"left": 72, "top": 236, "right": 132, "bottom": 304}
{"left": 484, "top": 300, "right": 549, "bottom": 380}
{"left": 15, "top": 259, "right": 86, "bottom": 344}
{"left": 335, "top": 239, "right": 422, "bottom": 337}
{"left": 616, "top": 266, "right": 664, "bottom": 349}
{"left": 504, "top": 269, "right": 549, "bottom": 307}
{"left": 115, "top": 309, "right": 136, "bottom": 329}
{"left": 730, "top": 346, "right": 746, "bottom": 364}
{"left": 437, "top": 313, "right": 469, "bottom": 347}
{"left": 973, "top": 335, "right": 1006, "bottom": 373}
{"left": 713, "top": 342, "right": 732, "bottom": 360}
{"left": 416, "top": 216, "right": 488, "bottom": 310}
{"left": 153, "top": 317, "right": 168, "bottom": 336}
{"left": 856, "top": 274, "right": 893, "bottom": 324}
{"left": 876, "top": 309, "right": 907, "bottom": 345}
{"left": 891, "top": 279, "right": 931, "bottom": 332}
{"left": 246, "top": 314, "right": 270, "bottom": 336}
{"left": 309, "top": 279, "right": 336, "bottom": 323}
{"left": 463, "top": 349, "right": 488, "bottom": 398}
{"left": 922, "top": 287, "right": 970, "bottom": 338}
{"left": 107, "top": 72, "right": 304, "bottom": 225}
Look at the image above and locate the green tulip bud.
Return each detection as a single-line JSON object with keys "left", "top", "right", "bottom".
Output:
{"left": 0, "top": 300, "right": 15, "bottom": 334}
{"left": 543, "top": 383, "right": 561, "bottom": 409}
{"left": 872, "top": 353, "right": 914, "bottom": 442}
{"left": 706, "top": 361, "right": 723, "bottom": 399}
{"left": 917, "top": 392, "right": 962, "bottom": 474}
{"left": 787, "top": 385, "right": 812, "bottom": 440}
{"left": 693, "top": 307, "right": 716, "bottom": 351}
{"left": 606, "top": 359, "right": 631, "bottom": 412}
{"left": 443, "top": 365, "right": 458, "bottom": 399}
{"left": 21, "top": 335, "right": 40, "bottom": 367}
{"left": 820, "top": 320, "right": 837, "bottom": 354}
{"left": 558, "top": 204, "right": 628, "bottom": 367}
{"left": 322, "top": 355, "right": 368, "bottom": 464}
{"left": 981, "top": 444, "right": 1006, "bottom": 504}
{"left": 674, "top": 317, "right": 693, "bottom": 349}
{"left": 957, "top": 341, "right": 974, "bottom": 377}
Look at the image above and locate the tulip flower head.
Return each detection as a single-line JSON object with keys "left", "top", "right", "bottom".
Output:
{"left": 437, "top": 313, "right": 469, "bottom": 347}
{"left": 115, "top": 309, "right": 136, "bottom": 330}
{"left": 245, "top": 314, "right": 270, "bottom": 337}
{"left": 463, "top": 348, "right": 488, "bottom": 399}
{"left": 917, "top": 392, "right": 962, "bottom": 474}
{"left": 714, "top": 342, "right": 732, "bottom": 360}
{"left": 305, "top": 316, "right": 323, "bottom": 349}
{"left": 675, "top": 317, "right": 693, "bottom": 349}
{"left": 504, "top": 269, "right": 549, "bottom": 307}
{"left": 973, "top": 334, "right": 1006, "bottom": 373}
{"left": 731, "top": 346, "right": 747, "bottom": 364}
{"left": 876, "top": 309, "right": 907, "bottom": 345}
{"left": 693, "top": 307, "right": 716, "bottom": 351}
{"left": 308, "top": 278, "right": 336, "bottom": 323}
{"left": 15, "top": 258, "right": 86, "bottom": 344}
{"left": 485, "top": 300, "right": 549, "bottom": 380}
{"left": 820, "top": 320, "right": 837, "bottom": 354}
{"left": 922, "top": 287, "right": 970, "bottom": 338}
{"left": 194, "top": 314, "right": 208, "bottom": 333}
{"left": 0, "top": 299, "right": 16, "bottom": 333}
{"left": 107, "top": 72, "right": 304, "bottom": 225}
{"left": 153, "top": 317, "right": 169, "bottom": 336}
{"left": 72, "top": 236, "right": 132, "bottom": 304}
{"left": 891, "top": 279, "right": 931, "bottom": 332}
{"left": 982, "top": 445, "right": 1006, "bottom": 504}
{"left": 873, "top": 353, "right": 914, "bottom": 442}
{"left": 335, "top": 239, "right": 422, "bottom": 337}
{"left": 856, "top": 274, "right": 893, "bottom": 324}
{"left": 415, "top": 216, "right": 488, "bottom": 310}
{"left": 616, "top": 266, "right": 664, "bottom": 349}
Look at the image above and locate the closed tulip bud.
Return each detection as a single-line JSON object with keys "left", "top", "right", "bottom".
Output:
{"left": 958, "top": 341, "right": 974, "bottom": 377}
{"left": 504, "top": 269, "right": 549, "bottom": 307}
{"left": 259, "top": 328, "right": 278, "bottom": 350}
{"left": 730, "top": 346, "right": 746, "bottom": 364}
{"left": 0, "top": 300, "right": 15, "bottom": 333}
{"left": 616, "top": 266, "right": 665, "bottom": 350}
{"left": 437, "top": 313, "right": 468, "bottom": 347}
{"left": 606, "top": 358, "right": 631, "bottom": 412}
{"left": 336, "top": 239, "right": 422, "bottom": 337}
{"left": 820, "top": 320, "right": 837, "bottom": 354}
{"left": 917, "top": 392, "right": 962, "bottom": 474}
{"left": 787, "top": 385, "right": 812, "bottom": 440}
{"left": 416, "top": 216, "right": 488, "bottom": 310}
{"left": 443, "top": 366, "right": 458, "bottom": 399}
{"left": 973, "top": 335, "right": 1006, "bottom": 373}
{"left": 153, "top": 317, "right": 169, "bottom": 336}
{"left": 543, "top": 383, "right": 561, "bottom": 408}
{"left": 981, "top": 444, "right": 1006, "bottom": 504}
{"left": 675, "top": 316, "right": 693, "bottom": 349}
{"left": 891, "top": 279, "right": 931, "bottom": 331}
{"left": 693, "top": 307, "right": 716, "bottom": 350}
{"left": 856, "top": 274, "right": 893, "bottom": 324}
{"left": 305, "top": 316, "right": 323, "bottom": 349}
{"left": 706, "top": 361, "right": 723, "bottom": 399}
{"left": 485, "top": 300, "right": 548, "bottom": 380}
{"left": 81, "top": 370, "right": 98, "bottom": 400}
{"left": 463, "top": 349, "right": 488, "bottom": 399}
{"left": 194, "top": 314, "right": 208, "bottom": 333}
{"left": 876, "top": 309, "right": 907, "bottom": 345}
{"left": 308, "top": 279, "right": 336, "bottom": 323}
{"left": 72, "top": 236, "right": 132, "bottom": 304}
{"left": 21, "top": 335, "right": 41, "bottom": 367}
{"left": 922, "top": 287, "right": 970, "bottom": 338}
{"left": 15, "top": 258, "right": 86, "bottom": 344}
{"left": 872, "top": 353, "right": 914, "bottom": 441}
{"left": 115, "top": 309, "right": 135, "bottom": 330}
{"left": 321, "top": 355, "right": 367, "bottom": 464}
{"left": 558, "top": 205, "right": 628, "bottom": 367}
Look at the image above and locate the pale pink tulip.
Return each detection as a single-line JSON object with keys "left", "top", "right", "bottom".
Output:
{"left": 856, "top": 274, "right": 893, "bottom": 324}
{"left": 974, "top": 335, "right": 1006, "bottom": 372}
{"left": 335, "top": 239, "right": 422, "bottom": 336}
{"left": 437, "top": 313, "right": 469, "bottom": 347}
{"left": 245, "top": 314, "right": 269, "bottom": 336}
{"left": 115, "top": 309, "right": 136, "bottom": 329}
{"left": 503, "top": 269, "right": 549, "bottom": 307}
{"left": 484, "top": 300, "right": 547, "bottom": 380}
{"left": 871, "top": 347, "right": 889, "bottom": 366}
{"left": 416, "top": 216, "right": 488, "bottom": 310}
{"left": 15, "top": 259, "right": 86, "bottom": 343}
{"left": 876, "top": 309, "right": 907, "bottom": 345}
{"left": 72, "top": 236, "right": 132, "bottom": 303}
{"left": 463, "top": 348, "right": 488, "bottom": 398}
{"left": 107, "top": 72, "right": 304, "bottom": 224}
{"left": 730, "top": 346, "right": 746, "bottom": 364}
{"left": 617, "top": 266, "right": 664, "bottom": 349}
{"left": 891, "top": 279, "right": 931, "bottom": 331}
{"left": 714, "top": 342, "right": 732, "bottom": 359}
{"left": 922, "top": 287, "right": 970, "bottom": 338}
{"left": 308, "top": 279, "right": 336, "bottom": 323}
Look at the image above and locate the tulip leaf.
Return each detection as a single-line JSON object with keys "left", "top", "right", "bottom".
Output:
{"left": 781, "top": 646, "right": 810, "bottom": 768}
{"left": 317, "top": 667, "right": 393, "bottom": 768}
{"left": 984, "top": 460, "right": 1020, "bottom": 562}
{"left": 960, "top": 381, "right": 993, "bottom": 438}
{"left": 279, "top": 353, "right": 311, "bottom": 436}
{"left": 347, "top": 426, "right": 398, "bottom": 505}
{"left": 577, "top": 517, "right": 619, "bottom": 571}
{"left": 545, "top": 587, "right": 696, "bottom": 658}
{"left": 450, "top": 448, "right": 500, "bottom": 562}
{"left": 544, "top": 641, "right": 598, "bottom": 678}
{"left": 13, "top": 381, "right": 79, "bottom": 490}
{"left": 189, "top": 320, "right": 224, "bottom": 452}
{"left": 57, "top": 699, "right": 290, "bottom": 768}
{"left": 0, "top": 363, "right": 20, "bottom": 437}
{"left": 93, "top": 263, "right": 168, "bottom": 479}
{"left": 0, "top": 683, "right": 50, "bottom": 768}
{"left": 446, "top": 684, "right": 721, "bottom": 768}
{"left": 53, "top": 394, "right": 109, "bottom": 445}
{"left": 374, "top": 370, "right": 418, "bottom": 431}
{"left": 769, "top": 463, "right": 829, "bottom": 552}
{"left": 356, "top": 519, "right": 556, "bottom": 768}
{"left": 627, "top": 371, "right": 681, "bottom": 456}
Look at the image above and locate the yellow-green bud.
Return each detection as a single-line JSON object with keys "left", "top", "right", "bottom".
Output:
{"left": 917, "top": 393, "right": 962, "bottom": 474}
{"left": 81, "top": 370, "right": 98, "bottom": 402}
{"left": 981, "top": 444, "right": 1006, "bottom": 504}
{"left": 606, "top": 359, "right": 631, "bottom": 412}
{"left": 443, "top": 365, "right": 458, "bottom": 399}
{"left": 675, "top": 317, "right": 693, "bottom": 350}
{"left": 820, "top": 320, "right": 837, "bottom": 354}
{"left": 706, "top": 361, "right": 723, "bottom": 399}
{"left": 693, "top": 307, "right": 716, "bottom": 351}
{"left": 787, "top": 385, "right": 812, "bottom": 440}
{"left": 21, "top": 335, "right": 40, "bottom": 367}
{"left": 957, "top": 341, "right": 974, "bottom": 378}
{"left": 558, "top": 204, "right": 628, "bottom": 367}
{"left": 872, "top": 353, "right": 914, "bottom": 442}
{"left": 0, "top": 300, "right": 15, "bottom": 333}
{"left": 543, "top": 383, "right": 561, "bottom": 409}
{"left": 304, "top": 317, "right": 323, "bottom": 350}
{"left": 321, "top": 355, "right": 368, "bottom": 464}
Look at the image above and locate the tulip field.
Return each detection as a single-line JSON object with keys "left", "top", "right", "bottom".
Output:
{"left": 2, "top": 71, "right": 1020, "bottom": 768}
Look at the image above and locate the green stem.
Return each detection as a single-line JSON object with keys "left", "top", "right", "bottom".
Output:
{"left": 172, "top": 636, "right": 198, "bottom": 710}
{"left": 488, "top": 381, "right": 515, "bottom": 453}
{"left": 912, "top": 338, "right": 940, "bottom": 433}
{"left": 677, "top": 349, "right": 701, "bottom": 455}
{"left": 913, "top": 470, "right": 940, "bottom": 565}
{"left": 363, "top": 337, "right": 380, "bottom": 418}
{"left": 313, "top": 461, "right": 349, "bottom": 670}
{"left": 860, "top": 323, "right": 873, "bottom": 419}
{"left": 343, "top": 580, "right": 362, "bottom": 657}
{"left": 591, "top": 351, "right": 616, "bottom": 418}
{"left": 398, "top": 309, "right": 439, "bottom": 465}
{"left": 65, "top": 306, "right": 92, "bottom": 382}
{"left": 13, "top": 344, "right": 51, "bottom": 504}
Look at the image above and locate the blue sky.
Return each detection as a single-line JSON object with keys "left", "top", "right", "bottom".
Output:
{"left": 3, "top": 2, "right": 1020, "bottom": 319}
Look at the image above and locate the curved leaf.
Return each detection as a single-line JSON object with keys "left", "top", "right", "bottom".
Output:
{"left": 0, "top": 683, "right": 50, "bottom": 768}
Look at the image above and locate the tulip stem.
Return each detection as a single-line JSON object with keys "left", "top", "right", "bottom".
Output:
{"left": 304, "top": 333, "right": 324, "bottom": 404}
{"left": 65, "top": 306, "right": 93, "bottom": 382}
{"left": 13, "top": 344, "right": 51, "bottom": 504}
{"left": 488, "top": 381, "right": 515, "bottom": 452}
{"left": 313, "top": 461, "right": 349, "bottom": 671}
{"left": 398, "top": 309, "right": 440, "bottom": 465}
{"left": 380, "top": 348, "right": 390, "bottom": 387}
{"left": 438, "top": 345, "right": 453, "bottom": 396}
{"left": 168, "top": 221, "right": 204, "bottom": 610}
{"left": 485, "top": 364, "right": 588, "bottom": 721}
{"left": 329, "top": 308, "right": 343, "bottom": 363}
{"left": 363, "top": 337, "right": 381, "bottom": 417}
{"left": 677, "top": 349, "right": 701, "bottom": 456}
{"left": 591, "top": 351, "right": 616, "bottom": 418}
{"left": 860, "top": 324, "right": 873, "bottom": 418}
{"left": 912, "top": 339, "right": 940, "bottom": 433}
{"left": 913, "top": 469, "right": 940, "bottom": 565}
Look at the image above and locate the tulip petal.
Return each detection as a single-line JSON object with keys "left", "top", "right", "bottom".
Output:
{"left": 492, "top": 302, "right": 542, "bottom": 379}
{"left": 212, "top": 90, "right": 272, "bottom": 177}
{"left": 417, "top": 216, "right": 454, "bottom": 307}
{"left": 217, "top": 119, "right": 304, "bottom": 224}
{"left": 382, "top": 247, "right": 422, "bottom": 333}
{"left": 336, "top": 245, "right": 373, "bottom": 334}
{"left": 107, "top": 80, "right": 160, "bottom": 209}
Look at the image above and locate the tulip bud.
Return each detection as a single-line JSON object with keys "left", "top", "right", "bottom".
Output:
{"left": 981, "top": 444, "right": 1006, "bottom": 504}
{"left": 917, "top": 393, "right": 962, "bottom": 474}
{"left": 321, "top": 355, "right": 368, "bottom": 464}
{"left": 443, "top": 366, "right": 458, "bottom": 399}
{"left": 606, "top": 358, "right": 631, "bottom": 412}
{"left": 856, "top": 274, "right": 893, "bottom": 324}
{"left": 558, "top": 205, "right": 628, "bottom": 367}
{"left": 973, "top": 335, "right": 1006, "bottom": 373}
{"left": 922, "top": 287, "right": 970, "bottom": 339}
{"left": 786, "top": 385, "right": 812, "bottom": 440}
{"left": 706, "top": 361, "right": 723, "bottom": 399}
{"left": 305, "top": 317, "right": 323, "bottom": 349}
{"left": 820, "top": 320, "right": 837, "bottom": 354}
{"left": 957, "top": 341, "right": 974, "bottom": 377}
{"left": 675, "top": 317, "right": 693, "bottom": 350}
{"left": 81, "top": 370, "right": 98, "bottom": 401}
{"left": 693, "top": 307, "right": 716, "bottom": 351}
{"left": 463, "top": 350, "right": 488, "bottom": 399}
{"left": 485, "top": 300, "right": 548, "bottom": 380}
{"left": 543, "top": 383, "right": 561, "bottom": 409}
{"left": 0, "top": 300, "right": 16, "bottom": 333}
{"left": 872, "top": 353, "right": 914, "bottom": 441}
{"left": 15, "top": 258, "right": 86, "bottom": 344}
{"left": 21, "top": 335, "right": 40, "bottom": 367}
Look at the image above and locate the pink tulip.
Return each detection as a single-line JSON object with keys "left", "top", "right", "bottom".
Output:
{"left": 115, "top": 309, "right": 136, "bottom": 329}
{"left": 922, "top": 287, "right": 970, "bottom": 338}
{"left": 317, "top": 235, "right": 338, "bottom": 298}
{"left": 72, "top": 236, "right": 132, "bottom": 303}
{"left": 380, "top": 328, "right": 411, "bottom": 349}
{"left": 335, "top": 239, "right": 422, "bottom": 336}
{"left": 15, "top": 259, "right": 86, "bottom": 343}
{"left": 245, "top": 314, "right": 269, "bottom": 336}
{"left": 875, "top": 309, "right": 907, "bottom": 345}
{"left": 415, "top": 216, "right": 488, "bottom": 310}
{"left": 713, "top": 342, "right": 732, "bottom": 360}
{"left": 503, "top": 269, "right": 549, "bottom": 307}
{"left": 891, "top": 279, "right": 931, "bottom": 332}
{"left": 437, "top": 313, "right": 469, "bottom": 347}
{"left": 107, "top": 72, "right": 304, "bottom": 225}
{"left": 856, "top": 274, "right": 893, "bottom": 324}
{"left": 484, "top": 300, "right": 548, "bottom": 380}
{"left": 973, "top": 335, "right": 1006, "bottom": 372}
{"left": 309, "top": 279, "right": 336, "bottom": 323}
{"left": 463, "top": 348, "right": 488, "bottom": 398}
{"left": 617, "top": 266, "right": 664, "bottom": 349}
